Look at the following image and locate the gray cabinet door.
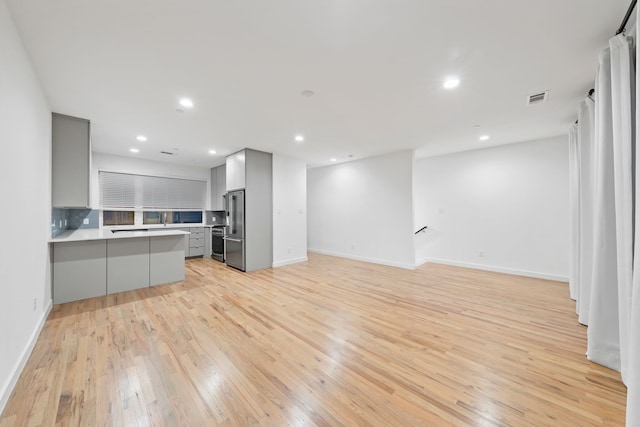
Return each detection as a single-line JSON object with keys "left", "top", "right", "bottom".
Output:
{"left": 216, "top": 165, "right": 226, "bottom": 209}
{"left": 150, "top": 235, "right": 185, "bottom": 285}
{"left": 53, "top": 240, "right": 107, "bottom": 304}
{"left": 52, "top": 113, "right": 91, "bottom": 207}
{"left": 226, "top": 150, "right": 245, "bottom": 191}
{"left": 107, "top": 237, "right": 150, "bottom": 294}
{"left": 210, "top": 167, "right": 218, "bottom": 210}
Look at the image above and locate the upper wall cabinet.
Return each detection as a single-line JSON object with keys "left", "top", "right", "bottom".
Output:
{"left": 52, "top": 113, "right": 91, "bottom": 208}
{"left": 211, "top": 164, "right": 226, "bottom": 210}
{"left": 226, "top": 150, "right": 246, "bottom": 191}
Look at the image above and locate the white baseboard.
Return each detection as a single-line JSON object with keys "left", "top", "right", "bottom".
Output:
{"left": 272, "top": 256, "right": 308, "bottom": 268}
{"left": 416, "top": 257, "right": 569, "bottom": 282}
{"left": 0, "top": 298, "right": 52, "bottom": 414}
{"left": 308, "top": 248, "right": 416, "bottom": 270}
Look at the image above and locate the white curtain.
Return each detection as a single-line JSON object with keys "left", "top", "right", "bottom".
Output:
{"left": 610, "top": 33, "right": 636, "bottom": 386}
{"left": 570, "top": 28, "right": 640, "bottom": 427}
{"left": 587, "top": 47, "right": 620, "bottom": 371}
{"left": 627, "top": 12, "right": 640, "bottom": 426}
{"left": 568, "top": 124, "right": 579, "bottom": 302}
{"left": 576, "top": 97, "right": 596, "bottom": 324}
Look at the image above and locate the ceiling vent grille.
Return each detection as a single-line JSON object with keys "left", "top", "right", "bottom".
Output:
{"left": 527, "top": 91, "right": 549, "bottom": 106}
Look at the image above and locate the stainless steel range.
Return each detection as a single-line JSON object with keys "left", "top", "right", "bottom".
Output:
{"left": 211, "top": 226, "right": 225, "bottom": 262}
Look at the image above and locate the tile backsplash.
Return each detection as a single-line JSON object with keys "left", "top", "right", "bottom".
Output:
{"left": 68, "top": 209, "right": 99, "bottom": 229}
{"left": 51, "top": 208, "right": 99, "bottom": 237}
{"left": 51, "top": 208, "right": 68, "bottom": 237}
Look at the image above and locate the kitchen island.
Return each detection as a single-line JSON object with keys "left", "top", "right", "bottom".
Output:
{"left": 50, "top": 228, "right": 189, "bottom": 304}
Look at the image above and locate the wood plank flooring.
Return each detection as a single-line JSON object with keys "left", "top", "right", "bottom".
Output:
{"left": 0, "top": 253, "right": 627, "bottom": 426}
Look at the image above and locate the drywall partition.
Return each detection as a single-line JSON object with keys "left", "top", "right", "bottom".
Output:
{"left": 414, "top": 135, "right": 570, "bottom": 281}
{"left": 0, "top": 0, "right": 52, "bottom": 412}
{"left": 308, "top": 150, "right": 415, "bottom": 269}
{"left": 273, "top": 153, "right": 308, "bottom": 267}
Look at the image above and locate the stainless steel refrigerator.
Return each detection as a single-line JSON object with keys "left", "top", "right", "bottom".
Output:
{"left": 224, "top": 189, "right": 245, "bottom": 271}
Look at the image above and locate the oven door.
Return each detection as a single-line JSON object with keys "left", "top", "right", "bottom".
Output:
{"left": 211, "top": 229, "right": 225, "bottom": 262}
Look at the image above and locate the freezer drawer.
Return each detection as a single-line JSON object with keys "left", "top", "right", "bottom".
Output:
{"left": 225, "top": 237, "right": 245, "bottom": 271}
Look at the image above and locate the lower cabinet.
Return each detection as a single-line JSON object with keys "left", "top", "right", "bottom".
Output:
{"left": 177, "top": 227, "right": 206, "bottom": 257}
{"left": 53, "top": 240, "right": 107, "bottom": 304}
{"left": 107, "top": 238, "right": 150, "bottom": 294}
{"left": 150, "top": 235, "right": 185, "bottom": 285}
{"left": 52, "top": 234, "right": 186, "bottom": 304}
{"left": 189, "top": 227, "right": 205, "bottom": 256}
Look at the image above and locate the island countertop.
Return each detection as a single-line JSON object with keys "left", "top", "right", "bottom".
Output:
{"left": 50, "top": 228, "right": 190, "bottom": 243}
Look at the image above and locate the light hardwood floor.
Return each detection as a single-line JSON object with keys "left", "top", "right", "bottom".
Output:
{"left": 0, "top": 254, "right": 627, "bottom": 426}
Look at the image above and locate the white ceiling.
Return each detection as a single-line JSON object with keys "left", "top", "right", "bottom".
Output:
{"left": 6, "top": 0, "right": 632, "bottom": 168}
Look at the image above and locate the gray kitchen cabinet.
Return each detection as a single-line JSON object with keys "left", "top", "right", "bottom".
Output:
{"left": 175, "top": 227, "right": 191, "bottom": 256}
{"left": 53, "top": 240, "right": 106, "bottom": 304}
{"left": 173, "top": 227, "right": 206, "bottom": 258}
{"left": 244, "top": 149, "right": 273, "bottom": 271}
{"left": 204, "top": 227, "right": 211, "bottom": 258}
{"left": 226, "top": 150, "right": 246, "bottom": 191}
{"left": 210, "top": 164, "right": 226, "bottom": 210}
{"left": 106, "top": 237, "right": 150, "bottom": 293}
{"left": 52, "top": 113, "right": 91, "bottom": 207}
{"left": 188, "top": 227, "right": 205, "bottom": 257}
{"left": 150, "top": 235, "right": 185, "bottom": 285}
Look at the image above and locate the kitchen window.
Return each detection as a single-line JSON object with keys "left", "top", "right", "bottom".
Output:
{"left": 143, "top": 211, "right": 203, "bottom": 225}
{"left": 103, "top": 210, "right": 134, "bottom": 226}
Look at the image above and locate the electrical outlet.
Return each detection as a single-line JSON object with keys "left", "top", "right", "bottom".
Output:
{"left": 33, "top": 298, "right": 37, "bottom": 312}
{"left": 287, "top": 248, "right": 291, "bottom": 254}
{"left": 478, "top": 251, "right": 485, "bottom": 258}
{"left": 83, "top": 218, "right": 89, "bottom": 225}
{"left": 64, "top": 219, "right": 67, "bottom": 226}
{"left": 350, "top": 244, "right": 355, "bottom": 250}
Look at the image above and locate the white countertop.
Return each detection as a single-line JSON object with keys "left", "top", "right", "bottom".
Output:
{"left": 50, "top": 228, "right": 190, "bottom": 243}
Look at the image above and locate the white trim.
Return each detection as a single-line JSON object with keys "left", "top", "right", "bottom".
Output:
{"left": 308, "top": 248, "right": 416, "bottom": 270}
{"left": 272, "top": 256, "right": 309, "bottom": 268}
{"left": 0, "top": 299, "right": 52, "bottom": 414}
{"left": 416, "top": 257, "right": 569, "bottom": 282}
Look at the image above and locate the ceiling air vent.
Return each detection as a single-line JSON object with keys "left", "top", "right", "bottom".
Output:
{"left": 160, "top": 151, "right": 175, "bottom": 155}
{"left": 527, "top": 90, "right": 549, "bottom": 106}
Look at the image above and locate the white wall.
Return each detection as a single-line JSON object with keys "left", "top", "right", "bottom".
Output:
{"left": 414, "top": 135, "right": 570, "bottom": 281}
{"left": 0, "top": 0, "right": 52, "bottom": 412}
{"left": 308, "top": 150, "right": 415, "bottom": 269}
{"left": 91, "top": 152, "right": 212, "bottom": 210}
{"left": 272, "top": 153, "right": 307, "bottom": 267}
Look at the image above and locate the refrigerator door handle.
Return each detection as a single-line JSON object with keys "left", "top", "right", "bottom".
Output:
{"left": 229, "top": 195, "right": 235, "bottom": 235}
{"left": 224, "top": 237, "right": 242, "bottom": 242}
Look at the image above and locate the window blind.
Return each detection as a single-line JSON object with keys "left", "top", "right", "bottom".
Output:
{"left": 100, "top": 171, "right": 206, "bottom": 209}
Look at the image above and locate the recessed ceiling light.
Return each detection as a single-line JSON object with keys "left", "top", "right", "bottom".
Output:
{"left": 301, "top": 90, "right": 315, "bottom": 97}
{"left": 479, "top": 135, "right": 490, "bottom": 141}
{"left": 208, "top": 149, "right": 217, "bottom": 155}
{"left": 136, "top": 135, "right": 147, "bottom": 142}
{"left": 130, "top": 148, "right": 140, "bottom": 153}
{"left": 443, "top": 77, "right": 460, "bottom": 89}
{"left": 179, "top": 98, "right": 194, "bottom": 108}
{"left": 330, "top": 158, "right": 337, "bottom": 162}
{"left": 294, "top": 135, "right": 304, "bottom": 142}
